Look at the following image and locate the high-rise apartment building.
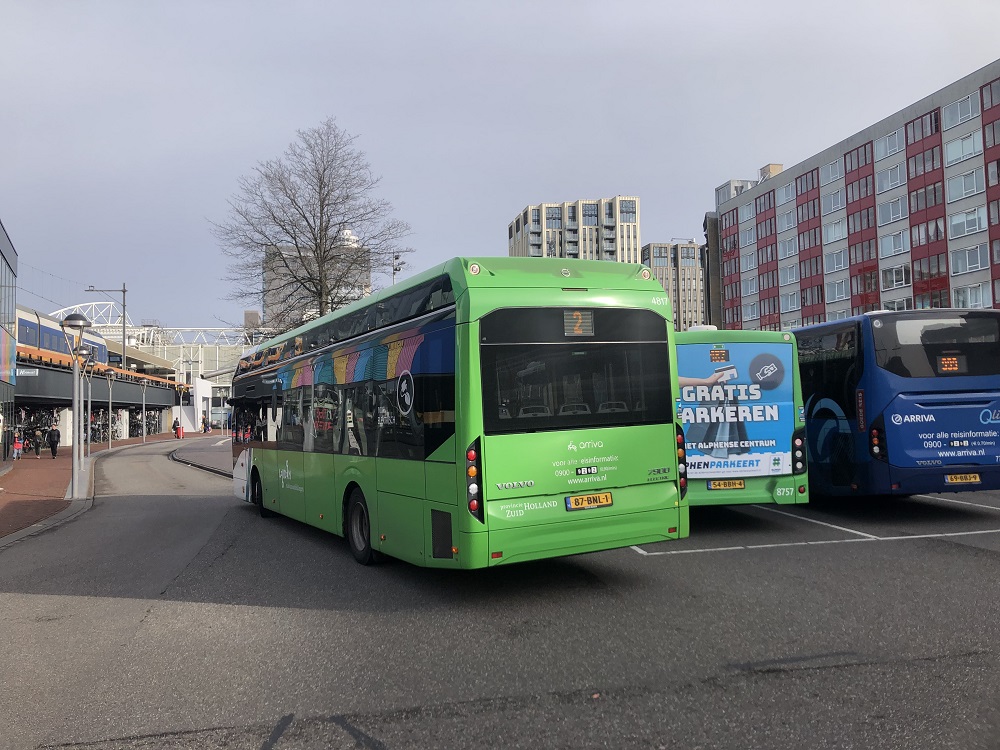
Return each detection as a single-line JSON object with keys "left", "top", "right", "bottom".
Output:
{"left": 712, "top": 58, "right": 1000, "bottom": 330}
{"left": 641, "top": 240, "right": 707, "bottom": 330}
{"left": 508, "top": 196, "right": 642, "bottom": 263}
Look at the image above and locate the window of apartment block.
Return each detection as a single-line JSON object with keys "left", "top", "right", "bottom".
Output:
{"left": 546, "top": 206, "right": 562, "bottom": 228}
{"left": 874, "top": 129, "right": 905, "bottom": 161}
{"left": 906, "top": 111, "right": 941, "bottom": 144}
{"left": 914, "top": 290, "right": 950, "bottom": 308}
{"left": 740, "top": 226, "right": 757, "bottom": 248}
{"left": 822, "top": 219, "right": 847, "bottom": 244}
{"left": 951, "top": 242, "right": 989, "bottom": 275}
{"left": 877, "top": 197, "right": 908, "bottom": 226}
{"left": 954, "top": 282, "right": 990, "bottom": 309}
{"left": 778, "top": 236, "right": 798, "bottom": 259}
{"left": 824, "top": 248, "right": 848, "bottom": 273}
{"left": 876, "top": 163, "right": 905, "bottom": 194}
{"left": 879, "top": 230, "right": 908, "bottom": 258}
{"left": 741, "top": 277, "right": 758, "bottom": 296}
{"left": 909, "top": 181, "right": 944, "bottom": 213}
{"left": 907, "top": 145, "right": 941, "bottom": 179}
{"left": 881, "top": 264, "right": 911, "bottom": 290}
{"left": 845, "top": 143, "right": 872, "bottom": 172}
{"left": 776, "top": 182, "right": 795, "bottom": 205}
{"left": 779, "top": 264, "right": 799, "bottom": 286}
{"left": 740, "top": 251, "right": 758, "bottom": 272}
{"left": 820, "top": 159, "right": 844, "bottom": 185}
{"left": 982, "top": 78, "right": 1000, "bottom": 110}
{"left": 531, "top": 208, "right": 540, "bottom": 226}
{"left": 582, "top": 203, "right": 598, "bottom": 226}
{"left": 780, "top": 290, "right": 801, "bottom": 312}
{"left": 945, "top": 130, "right": 983, "bottom": 166}
{"left": 942, "top": 94, "right": 981, "bottom": 130}
{"left": 910, "top": 217, "right": 947, "bottom": 248}
{"left": 948, "top": 205, "right": 987, "bottom": 239}
{"left": 777, "top": 208, "right": 796, "bottom": 233}
{"left": 850, "top": 239, "right": 877, "bottom": 264}
{"left": 946, "top": 167, "right": 986, "bottom": 203}
{"left": 620, "top": 200, "right": 636, "bottom": 223}
{"left": 884, "top": 297, "right": 913, "bottom": 312}
{"left": 821, "top": 189, "right": 845, "bottom": 215}
{"left": 913, "top": 252, "right": 947, "bottom": 282}
{"left": 825, "top": 278, "right": 849, "bottom": 302}
{"left": 738, "top": 202, "right": 755, "bottom": 222}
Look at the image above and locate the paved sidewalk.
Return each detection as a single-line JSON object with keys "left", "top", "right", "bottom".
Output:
{"left": 0, "top": 431, "right": 218, "bottom": 544}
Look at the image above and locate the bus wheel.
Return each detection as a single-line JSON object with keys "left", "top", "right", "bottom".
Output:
{"left": 347, "top": 488, "right": 377, "bottom": 565}
{"left": 252, "top": 473, "right": 273, "bottom": 518}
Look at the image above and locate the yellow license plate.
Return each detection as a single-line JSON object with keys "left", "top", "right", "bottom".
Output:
{"left": 945, "top": 473, "right": 981, "bottom": 484}
{"left": 708, "top": 479, "right": 746, "bottom": 490}
{"left": 565, "top": 492, "right": 613, "bottom": 510}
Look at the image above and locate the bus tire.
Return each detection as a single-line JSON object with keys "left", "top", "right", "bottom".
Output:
{"left": 252, "top": 472, "right": 273, "bottom": 518}
{"left": 347, "top": 488, "right": 378, "bottom": 565}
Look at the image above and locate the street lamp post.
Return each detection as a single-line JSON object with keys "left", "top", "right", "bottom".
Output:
{"left": 60, "top": 313, "right": 92, "bottom": 500}
{"left": 86, "top": 283, "right": 127, "bottom": 372}
{"left": 82, "top": 358, "right": 95, "bottom": 458}
{"left": 140, "top": 377, "right": 148, "bottom": 443}
{"left": 106, "top": 370, "right": 114, "bottom": 451}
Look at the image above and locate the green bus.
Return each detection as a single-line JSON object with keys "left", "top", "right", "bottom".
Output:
{"left": 230, "top": 257, "right": 688, "bottom": 568}
{"left": 675, "top": 326, "right": 808, "bottom": 506}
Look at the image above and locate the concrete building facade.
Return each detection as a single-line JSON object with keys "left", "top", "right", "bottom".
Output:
{"left": 508, "top": 196, "right": 642, "bottom": 263}
{"left": 641, "top": 239, "right": 707, "bottom": 331}
{"left": 713, "top": 59, "right": 1000, "bottom": 330}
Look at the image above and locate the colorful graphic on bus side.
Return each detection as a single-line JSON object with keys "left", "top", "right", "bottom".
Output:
{"left": 678, "top": 343, "right": 796, "bottom": 478}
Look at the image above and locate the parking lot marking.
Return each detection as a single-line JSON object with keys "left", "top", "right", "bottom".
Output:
{"left": 633, "top": 527, "right": 1000, "bottom": 556}
{"left": 751, "top": 504, "right": 880, "bottom": 539}
{"left": 914, "top": 494, "right": 1000, "bottom": 513}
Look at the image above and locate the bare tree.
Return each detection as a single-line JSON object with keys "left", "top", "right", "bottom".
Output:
{"left": 213, "top": 117, "right": 413, "bottom": 331}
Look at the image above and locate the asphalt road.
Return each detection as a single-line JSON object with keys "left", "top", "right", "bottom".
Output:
{"left": 2, "top": 439, "right": 1000, "bottom": 749}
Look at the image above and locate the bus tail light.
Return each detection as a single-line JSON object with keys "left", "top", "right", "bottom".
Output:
{"left": 792, "top": 428, "right": 807, "bottom": 475}
{"left": 467, "top": 438, "right": 485, "bottom": 523}
{"left": 869, "top": 416, "right": 888, "bottom": 462}
{"left": 676, "top": 425, "right": 688, "bottom": 498}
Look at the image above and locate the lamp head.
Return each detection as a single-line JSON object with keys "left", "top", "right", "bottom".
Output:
{"left": 60, "top": 312, "right": 92, "bottom": 332}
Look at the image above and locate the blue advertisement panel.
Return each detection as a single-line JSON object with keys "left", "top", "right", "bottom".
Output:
{"left": 883, "top": 391, "right": 1000, "bottom": 469}
{"left": 678, "top": 341, "right": 796, "bottom": 478}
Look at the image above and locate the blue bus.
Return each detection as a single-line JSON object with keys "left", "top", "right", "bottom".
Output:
{"left": 794, "top": 309, "right": 1000, "bottom": 497}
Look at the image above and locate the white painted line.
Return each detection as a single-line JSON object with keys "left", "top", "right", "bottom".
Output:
{"left": 213, "top": 439, "right": 231, "bottom": 447}
{"left": 914, "top": 494, "right": 1000, "bottom": 512}
{"left": 751, "top": 504, "right": 881, "bottom": 539}
{"left": 633, "top": 526, "right": 1000, "bottom": 556}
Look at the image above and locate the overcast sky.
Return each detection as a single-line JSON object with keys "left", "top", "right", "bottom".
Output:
{"left": 3, "top": 0, "right": 999, "bottom": 329}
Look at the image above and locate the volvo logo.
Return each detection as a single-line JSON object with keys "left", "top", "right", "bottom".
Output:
{"left": 496, "top": 480, "right": 535, "bottom": 489}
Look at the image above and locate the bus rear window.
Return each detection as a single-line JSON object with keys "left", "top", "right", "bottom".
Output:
{"left": 873, "top": 312, "right": 1000, "bottom": 377}
{"left": 481, "top": 342, "right": 671, "bottom": 434}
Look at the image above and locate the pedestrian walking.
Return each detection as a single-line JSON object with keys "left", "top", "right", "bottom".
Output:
{"left": 12, "top": 432, "right": 22, "bottom": 460}
{"left": 34, "top": 429, "right": 42, "bottom": 458}
{"left": 46, "top": 423, "right": 61, "bottom": 458}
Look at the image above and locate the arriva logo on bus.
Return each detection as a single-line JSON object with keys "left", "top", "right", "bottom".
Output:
{"left": 891, "top": 413, "right": 936, "bottom": 425}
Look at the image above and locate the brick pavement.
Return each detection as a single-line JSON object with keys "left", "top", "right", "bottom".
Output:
{"left": 0, "top": 431, "right": 193, "bottom": 539}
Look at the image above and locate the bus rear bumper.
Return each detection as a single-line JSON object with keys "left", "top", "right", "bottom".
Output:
{"left": 888, "top": 464, "right": 1000, "bottom": 495}
{"left": 459, "top": 507, "right": 684, "bottom": 567}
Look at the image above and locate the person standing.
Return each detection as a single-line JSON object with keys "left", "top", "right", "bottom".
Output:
{"left": 46, "top": 423, "right": 61, "bottom": 458}
{"left": 34, "top": 429, "right": 42, "bottom": 458}
{"left": 12, "top": 432, "right": 22, "bottom": 460}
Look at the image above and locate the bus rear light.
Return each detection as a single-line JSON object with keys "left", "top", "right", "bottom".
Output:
{"left": 798, "top": 485, "right": 806, "bottom": 494}
{"left": 792, "top": 428, "right": 808, "bottom": 475}
{"left": 466, "top": 439, "right": 485, "bottom": 523}
{"left": 869, "top": 416, "right": 888, "bottom": 462}
{"left": 491, "top": 551, "right": 502, "bottom": 559}
{"left": 679, "top": 477, "right": 687, "bottom": 489}
{"left": 668, "top": 527, "right": 677, "bottom": 534}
